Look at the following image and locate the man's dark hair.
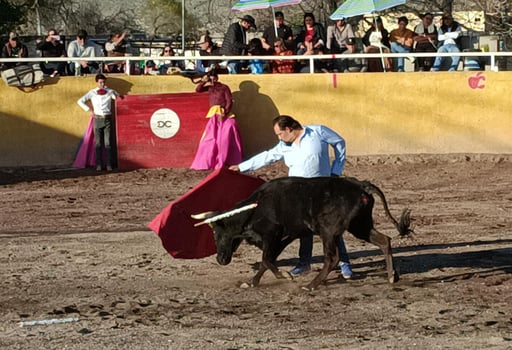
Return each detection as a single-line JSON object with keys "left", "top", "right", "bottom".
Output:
{"left": 398, "top": 16, "right": 408, "bottom": 24}
{"left": 275, "top": 11, "right": 284, "bottom": 18}
{"left": 273, "top": 115, "right": 302, "bottom": 131}
{"left": 95, "top": 73, "right": 107, "bottom": 82}
{"left": 77, "top": 29, "right": 88, "bottom": 39}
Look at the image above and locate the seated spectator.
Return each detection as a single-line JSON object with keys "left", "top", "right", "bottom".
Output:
{"left": 431, "top": 14, "right": 462, "bottom": 71}
{"left": 340, "top": 37, "right": 367, "bottom": 72}
{"left": 296, "top": 13, "right": 326, "bottom": 55}
{"left": 1, "top": 32, "right": 28, "bottom": 70}
{"left": 261, "top": 11, "right": 294, "bottom": 52}
{"left": 196, "top": 33, "right": 221, "bottom": 73}
{"left": 326, "top": 17, "right": 354, "bottom": 72}
{"left": 221, "top": 15, "right": 256, "bottom": 74}
{"left": 389, "top": 16, "right": 415, "bottom": 72}
{"left": 326, "top": 17, "right": 354, "bottom": 54}
{"left": 36, "top": 29, "right": 66, "bottom": 77}
{"left": 247, "top": 38, "right": 267, "bottom": 74}
{"left": 413, "top": 12, "right": 438, "bottom": 71}
{"left": 270, "top": 39, "right": 295, "bottom": 73}
{"left": 144, "top": 60, "right": 158, "bottom": 75}
{"left": 363, "top": 18, "right": 391, "bottom": 72}
{"left": 67, "top": 29, "right": 104, "bottom": 75}
{"left": 155, "top": 44, "right": 183, "bottom": 74}
{"left": 295, "top": 12, "right": 327, "bottom": 72}
{"left": 362, "top": 17, "right": 390, "bottom": 48}
{"left": 104, "top": 31, "right": 127, "bottom": 73}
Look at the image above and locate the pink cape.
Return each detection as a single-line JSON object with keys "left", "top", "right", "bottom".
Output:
{"left": 72, "top": 115, "right": 96, "bottom": 168}
{"left": 148, "top": 168, "right": 265, "bottom": 259}
{"left": 190, "top": 108, "right": 243, "bottom": 170}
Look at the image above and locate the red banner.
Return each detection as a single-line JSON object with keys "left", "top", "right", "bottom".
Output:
{"left": 116, "top": 93, "right": 210, "bottom": 169}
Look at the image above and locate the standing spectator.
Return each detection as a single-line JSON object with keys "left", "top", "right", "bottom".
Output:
{"left": 36, "top": 29, "right": 66, "bottom": 77}
{"left": 326, "top": 17, "right": 355, "bottom": 71}
{"left": 389, "top": 16, "right": 415, "bottom": 72}
{"left": 431, "top": 14, "right": 462, "bottom": 71}
{"left": 261, "top": 11, "right": 293, "bottom": 52}
{"left": 196, "top": 33, "right": 221, "bottom": 73}
{"left": 221, "top": 15, "right": 256, "bottom": 74}
{"left": 67, "top": 29, "right": 104, "bottom": 75}
{"left": 104, "top": 31, "right": 127, "bottom": 73}
{"left": 77, "top": 74, "right": 120, "bottom": 172}
{"left": 1, "top": 32, "right": 28, "bottom": 69}
{"left": 190, "top": 69, "right": 243, "bottom": 170}
{"left": 270, "top": 39, "right": 295, "bottom": 73}
{"left": 228, "top": 115, "right": 353, "bottom": 279}
{"left": 413, "top": 13, "right": 438, "bottom": 71}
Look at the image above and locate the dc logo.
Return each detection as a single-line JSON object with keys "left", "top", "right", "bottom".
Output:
{"left": 157, "top": 120, "right": 174, "bottom": 128}
{"left": 150, "top": 108, "right": 180, "bottom": 139}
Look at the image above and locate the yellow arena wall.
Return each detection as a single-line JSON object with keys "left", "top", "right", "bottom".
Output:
{"left": 0, "top": 71, "right": 510, "bottom": 167}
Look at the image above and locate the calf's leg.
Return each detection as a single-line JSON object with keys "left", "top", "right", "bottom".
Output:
{"left": 303, "top": 235, "right": 339, "bottom": 291}
{"left": 251, "top": 237, "right": 294, "bottom": 287}
{"left": 367, "top": 228, "right": 399, "bottom": 283}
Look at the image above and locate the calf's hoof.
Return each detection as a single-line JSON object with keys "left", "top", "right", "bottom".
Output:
{"left": 277, "top": 270, "right": 293, "bottom": 280}
{"left": 389, "top": 271, "right": 400, "bottom": 284}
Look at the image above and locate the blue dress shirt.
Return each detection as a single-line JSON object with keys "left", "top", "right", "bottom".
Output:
{"left": 238, "top": 125, "right": 346, "bottom": 177}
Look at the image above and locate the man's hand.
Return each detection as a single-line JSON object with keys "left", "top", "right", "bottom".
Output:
{"left": 229, "top": 165, "right": 240, "bottom": 172}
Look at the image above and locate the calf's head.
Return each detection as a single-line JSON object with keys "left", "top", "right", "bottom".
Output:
{"left": 191, "top": 203, "right": 257, "bottom": 265}
{"left": 209, "top": 220, "right": 245, "bottom": 265}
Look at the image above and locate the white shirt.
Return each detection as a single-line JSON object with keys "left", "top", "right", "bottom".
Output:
{"left": 67, "top": 39, "right": 104, "bottom": 58}
{"left": 438, "top": 26, "right": 461, "bottom": 46}
{"left": 77, "top": 87, "right": 118, "bottom": 116}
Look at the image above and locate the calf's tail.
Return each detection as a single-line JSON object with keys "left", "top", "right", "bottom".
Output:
{"left": 360, "top": 181, "right": 413, "bottom": 237}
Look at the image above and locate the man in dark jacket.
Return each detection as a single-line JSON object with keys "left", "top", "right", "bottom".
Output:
{"left": 1, "top": 32, "right": 28, "bottom": 70}
{"left": 36, "top": 29, "right": 67, "bottom": 76}
{"left": 221, "top": 15, "right": 256, "bottom": 73}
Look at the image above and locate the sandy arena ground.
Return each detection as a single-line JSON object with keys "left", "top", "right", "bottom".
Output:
{"left": 0, "top": 154, "right": 511, "bottom": 349}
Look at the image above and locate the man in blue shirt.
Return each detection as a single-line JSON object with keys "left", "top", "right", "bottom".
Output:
{"left": 229, "top": 115, "right": 353, "bottom": 279}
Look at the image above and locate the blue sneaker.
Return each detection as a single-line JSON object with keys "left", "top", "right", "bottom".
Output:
{"left": 340, "top": 262, "right": 353, "bottom": 280}
{"left": 289, "top": 264, "right": 311, "bottom": 277}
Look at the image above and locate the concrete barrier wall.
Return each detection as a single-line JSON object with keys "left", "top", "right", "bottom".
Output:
{"left": 0, "top": 71, "right": 510, "bottom": 167}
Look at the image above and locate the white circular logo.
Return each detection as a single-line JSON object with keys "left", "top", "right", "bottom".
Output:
{"left": 150, "top": 108, "right": 180, "bottom": 139}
